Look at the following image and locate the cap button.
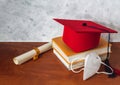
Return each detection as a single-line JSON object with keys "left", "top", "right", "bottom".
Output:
{"left": 82, "top": 23, "right": 87, "bottom": 26}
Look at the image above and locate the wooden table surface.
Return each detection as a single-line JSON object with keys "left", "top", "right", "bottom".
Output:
{"left": 0, "top": 42, "right": 120, "bottom": 85}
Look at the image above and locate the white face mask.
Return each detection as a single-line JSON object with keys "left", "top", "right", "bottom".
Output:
{"left": 70, "top": 52, "right": 113, "bottom": 80}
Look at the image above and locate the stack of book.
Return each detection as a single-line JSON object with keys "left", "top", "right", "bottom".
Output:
{"left": 52, "top": 36, "right": 111, "bottom": 70}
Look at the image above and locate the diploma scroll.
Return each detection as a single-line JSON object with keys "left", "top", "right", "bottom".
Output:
{"left": 13, "top": 42, "right": 52, "bottom": 65}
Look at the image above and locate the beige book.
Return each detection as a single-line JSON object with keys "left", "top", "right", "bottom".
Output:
{"left": 53, "top": 49, "right": 107, "bottom": 70}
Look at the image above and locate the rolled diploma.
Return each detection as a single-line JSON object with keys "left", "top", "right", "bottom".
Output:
{"left": 13, "top": 42, "right": 52, "bottom": 65}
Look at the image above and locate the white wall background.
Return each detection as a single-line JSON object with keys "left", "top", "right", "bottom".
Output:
{"left": 0, "top": 0, "right": 119, "bottom": 42}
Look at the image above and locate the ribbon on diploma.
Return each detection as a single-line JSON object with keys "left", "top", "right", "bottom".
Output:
{"left": 33, "top": 48, "right": 40, "bottom": 60}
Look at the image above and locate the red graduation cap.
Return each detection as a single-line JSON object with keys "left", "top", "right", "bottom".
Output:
{"left": 54, "top": 18, "right": 117, "bottom": 52}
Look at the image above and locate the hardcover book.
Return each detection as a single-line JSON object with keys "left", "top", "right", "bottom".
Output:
{"left": 52, "top": 37, "right": 111, "bottom": 70}
{"left": 52, "top": 37, "right": 111, "bottom": 63}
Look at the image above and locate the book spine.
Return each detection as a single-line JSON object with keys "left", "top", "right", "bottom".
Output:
{"left": 53, "top": 49, "right": 84, "bottom": 70}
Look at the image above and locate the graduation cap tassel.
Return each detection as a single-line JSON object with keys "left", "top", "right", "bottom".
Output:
{"left": 105, "top": 33, "right": 116, "bottom": 78}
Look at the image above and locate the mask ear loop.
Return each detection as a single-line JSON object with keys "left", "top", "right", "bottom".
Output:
{"left": 70, "top": 58, "right": 84, "bottom": 73}
{"left": 96, "top": 62, "right": 113, "bottom": 75}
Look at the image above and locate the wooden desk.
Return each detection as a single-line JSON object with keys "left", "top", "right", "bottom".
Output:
{"left": 0, "top": 42, "right": 120, "bottom": 85}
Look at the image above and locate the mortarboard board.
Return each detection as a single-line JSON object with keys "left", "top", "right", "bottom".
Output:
{"left": 54, "top": 18, "right": 117, "bottom": 52}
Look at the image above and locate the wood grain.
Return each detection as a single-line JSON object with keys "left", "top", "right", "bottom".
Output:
{"left": 110, "top": 42, "right": 120, "bottom": 72}
{"left": 0, "top": 42, "right": 120, "bottom": 85}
